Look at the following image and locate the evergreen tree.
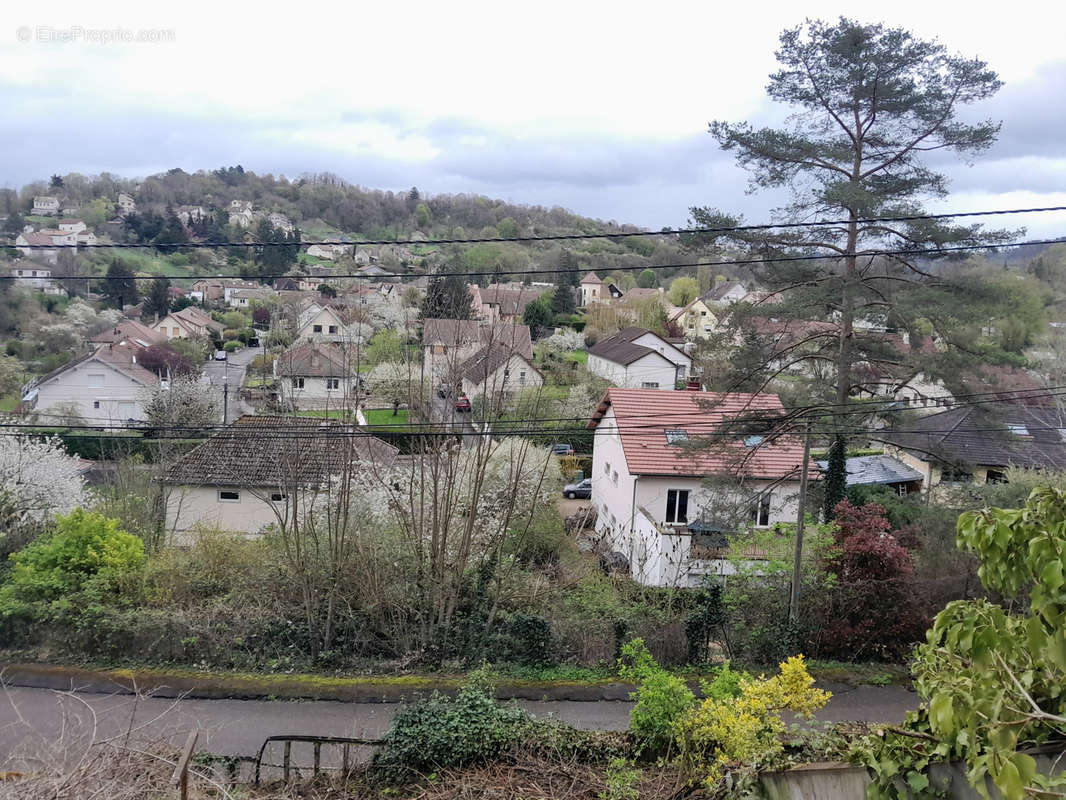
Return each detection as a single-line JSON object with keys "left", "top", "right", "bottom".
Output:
{"left": 3, "top": 211, "right": 24, "bottom": 236}
{"left": 420, "top": 272, "right": 474, "bottom": 320}
{"left": 523, "top": 297, "right": 554, "bottom": 339}
{"left": 637, "top": 269, "right": 657, "bottom": 289}
{"left": 143, "top": 278, "right": 172, "bottom": 319}
{"left": 100, "top": 259, "right": 139, "bottom": 309}
{"left": 550, "top": 284, "right": 575, "bottom": 315}
{"left": 687, "top": 19, "right": 1012, "bottom": 418}
{"left": 822, "top": 435, "right": 848, "bottom": 522}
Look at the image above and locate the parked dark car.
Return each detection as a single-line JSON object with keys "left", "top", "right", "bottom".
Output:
{"left": 562, "top": 478, "right": 591, "bottom": 499}
{"left": 455, "top": 396, "right": 472, "bottom": 413}
{"left": 551, "top": 443, "right": 574, "bottom": 456}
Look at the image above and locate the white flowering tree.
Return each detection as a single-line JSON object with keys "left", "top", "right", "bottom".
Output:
{"left": 366, "top": 360, "right": 428, "bottom": 416}
{"left": 0, "top": 435, "right": 87, "bottom": 548}
{"left": 140, "top": 375, "right": 222, "bottom": 428}
{"left": 542, "top": 328, "right": 586, "bottom": 354}
{"left": 365, "top": 434, "right": 562, "bottom": 652}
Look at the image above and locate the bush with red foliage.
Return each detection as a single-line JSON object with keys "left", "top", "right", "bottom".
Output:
{"left": 811, "top": 499, "right": 929, "bottom": 662}
{"left": 252, "top": 306, "right": 271, "bottom": 326}
{"left": 137, "top": 344, "right": 197, "bottom": 378}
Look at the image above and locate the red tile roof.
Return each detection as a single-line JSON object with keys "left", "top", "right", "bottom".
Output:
{"left": 587, "top": 388, "right": 818, "bottom": 480}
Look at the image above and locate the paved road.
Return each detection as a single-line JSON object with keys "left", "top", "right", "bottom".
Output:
{"left": 202, "top": 346, "right": 257, "bottom": 422}
{"left": 0, "top": 683, "right": 917, "bottom": 767}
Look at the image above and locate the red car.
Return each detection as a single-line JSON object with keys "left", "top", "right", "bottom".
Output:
{"left": 455, "top": 396, "right": 472, "bottom": 413}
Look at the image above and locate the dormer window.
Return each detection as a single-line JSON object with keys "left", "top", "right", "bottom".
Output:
{"left": 1007, "top": 424, "right": 1030, "bottom": 437}
{"left": 665, "top": 429, "right": 688, "bottom": 444}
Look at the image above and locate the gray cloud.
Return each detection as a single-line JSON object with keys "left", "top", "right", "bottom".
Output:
{"left": 1, "top": 59, "right": 1064, "bottom": 232}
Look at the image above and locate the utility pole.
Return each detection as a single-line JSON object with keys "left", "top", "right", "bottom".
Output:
{"left": 222, "top": 370, "right": 229, "bottom": 425}
{"left": 789, "top": 418, "right": 813, "bottom": 623}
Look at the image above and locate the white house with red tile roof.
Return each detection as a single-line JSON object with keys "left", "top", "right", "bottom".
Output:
{"left": 586, "top": 388, "right": 818, "bottom": 587}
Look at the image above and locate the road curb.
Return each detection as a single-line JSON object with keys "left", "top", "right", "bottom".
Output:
{"left": 0, "top": 662, "right": 639, "bottom": 703}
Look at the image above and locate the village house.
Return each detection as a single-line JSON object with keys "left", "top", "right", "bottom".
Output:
{"left": 881, "top": 400, "right": 1066, "bottom": 490}
{"left": 477, "top": 283, "right": 549, "bottom": 323}
{"left": 160, "top": 415, "right": 398, "bottom": 538}
{"left": 9, "top": 260, "right": 62, "bottom": 294}
{"left": 297, "top": 303, "right": 362, "bottom": 344}
{"left": 815, "top": 454, "right": 925, "bottom": 496}
{"left": 15, "top": 229, "right": 76, "bottom": 264}
{"left": 228, "top": 287, "right": 272, "bottom": 308}
{"left": 670, "top": 296, "right": 719, "bottom": 340}
{"left": 273, "top": 342, "right": 357, "bottom": 410}
{"left": 23, "top": 342, "right": 161, "bottom": 426}
{"left": 33, "top": 196, "right": 60, "bottom": 215}
{"left": 117, "top": 193, "right": 136, "bottom": 215}
{"left": 579, "top": 272, "right": 604, "bottom": 306}
{"left": 458, "top": 343, "right": 543, "bottom": 400}
{"left": 228, "top": 200, "right": 255, "bottom": 228}
{"left": 152, "top": 306, "right": 223, "bottom": 340}
{"left": 422, "top": 318, "right": 534, "bottom": 384}
{"left": 267, "top": 212, "right": 295, "bottom": 233}
{"left": 57, "top": 218, "right": 86, "bottom": 234}
{"left": 587, "top": 388, "right": 817, "bottom": 587}
{"left": 587, "top": 327, "right": 692, "bottom": 389}
{"left": 88, "top": 319, "right": 163, "bottom": 350}
{"left": 306, "top": 243, "right": 354, "bottom": 261}
{"left": 706, "top": 281, "right": 749, "bottom": 307}
{"left": 175, "top": 205, "right": 207, "bottom": 225}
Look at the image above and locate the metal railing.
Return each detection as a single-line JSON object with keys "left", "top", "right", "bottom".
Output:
{"left": 253, "top": 735, "right": 381, "bottom": 786}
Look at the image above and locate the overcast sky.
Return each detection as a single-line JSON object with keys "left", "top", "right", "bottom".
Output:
{"left": 3, "top": 0, "right": 1066, "bottom": 238}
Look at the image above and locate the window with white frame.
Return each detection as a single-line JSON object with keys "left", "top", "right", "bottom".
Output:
{"left": 218, "top": 490, "right": 241, "bottom": 502}
{"left": 642, "top": 381, "right": 660, "bottom": 389}
{"left": 750, "top": 493, "right": 772, "bottom": 527}
{"left": 327, "top": 378, "right": 340, "bottom": 390}
{"left": 292, "top": 377, "right": 305, "bottom": 389}
{"left": 328, "top": 325, "right": 338, "bottom": 334}
{"left": 665, "top": 489, "right": 689, "bottom": 524}
{"left": 313, "top": 324, "right": 322, "bottom": 333}
{"left": 269, "top": 493, "right": 287, "bottom": 502}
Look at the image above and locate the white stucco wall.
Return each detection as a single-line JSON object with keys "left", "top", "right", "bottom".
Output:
{"left": 34, "top": 359, "right": 151, "bottom": 424}
{"left": 587, "top": 351, "right": 679, "bottom": 389}
{"left": 629, "top": 332, "right": 691, "bottom": 377}
{"left": 165, "top": 484, "right": 290, "bottom": 538}
{"left": 299, "top": 308, "right": 350, "bottom": 343}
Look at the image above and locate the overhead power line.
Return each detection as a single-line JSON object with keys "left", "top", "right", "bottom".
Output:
{"left": 6, "top": 385, "right": 1065, "bottom": 437}
{"left": 9, "top": 204, "right": 1066, "bottom": 251}
{"left": 6, "top": 235, "right": 1065, "bottom": 283}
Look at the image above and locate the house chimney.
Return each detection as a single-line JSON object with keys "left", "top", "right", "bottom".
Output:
{"left": 685, "top": 377, "right": 701, "bottom": 392}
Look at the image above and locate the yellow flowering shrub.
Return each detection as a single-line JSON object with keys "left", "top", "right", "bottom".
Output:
{"left": 674, "top": 655, "right": 831, "bottom": 787}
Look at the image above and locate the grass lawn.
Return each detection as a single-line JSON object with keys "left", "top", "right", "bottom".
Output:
{"left": 565, "top": 349, "right": 588, "bottom": 365}
{"left": 296, "top": 409, "right": 352, "bottom": 419}
{"left": 0, "top": 393, "right": 18, "bottom": 412}
{"left": 365, "top": 408, "right": 409, "bottom": 426}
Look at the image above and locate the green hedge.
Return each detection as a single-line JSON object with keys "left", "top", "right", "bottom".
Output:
{"left": 26, "top": 429, "right": 204, "bottom": 462}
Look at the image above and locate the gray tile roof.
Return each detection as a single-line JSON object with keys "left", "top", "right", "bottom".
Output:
{"left": 160, "top": 415, "right": 398, "bottom": 488}
{"left": 815, "top": 454, "right": 925, "bottom": 487}
{"left": 880, "top": 402, "right": 1066, "bottom": 470}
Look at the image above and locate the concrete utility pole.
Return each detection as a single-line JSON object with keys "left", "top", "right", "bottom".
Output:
{"left": 789, "top": 419, "right": 813, "bottom": 623}
{"left": 222, "top": 370, "right": 229, "bottom": 425}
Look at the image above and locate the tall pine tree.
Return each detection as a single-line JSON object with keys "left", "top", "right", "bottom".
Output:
{"left": 143, "top": 277, "right": 172, "bottom": 319}
{"left": 687, "top": 19, "right": 1013, "bottom": 419}
{"left": 100, "top": 259, "right": 139, "bottom": 309}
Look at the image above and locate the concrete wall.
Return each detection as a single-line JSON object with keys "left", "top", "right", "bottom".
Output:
{"left": 277, "top": 375, "right": 355, "bottom": 407}
{"left": 629, "top": 332, "right": 691, "bottom": 376}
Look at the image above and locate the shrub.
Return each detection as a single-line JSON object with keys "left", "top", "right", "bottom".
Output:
{"left": 222, "top": 340, "right": 240, "bottom": 352}
{"left": 675, "top": 655, "right": 830, "bottom": 788}
{"left": 618, "top": 638, "right": 694, "bottom": 755}
{"left": 0, "top": 509, "right": 145, "bottom": 604}
{"left": 499, "top": 613, "right": 553, "bottom": 665}
{"left": 373, "top": 668, "right": 531, "bottom": 781}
